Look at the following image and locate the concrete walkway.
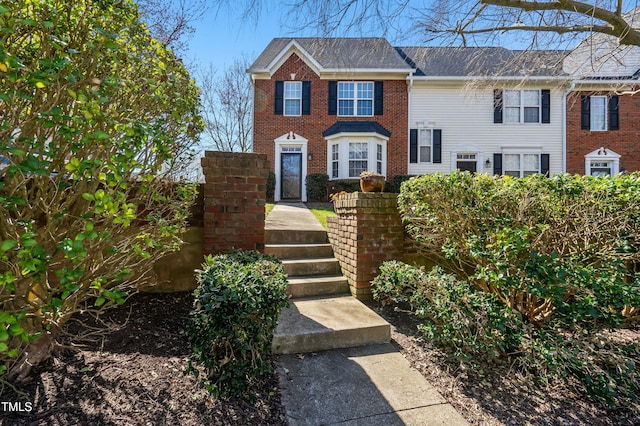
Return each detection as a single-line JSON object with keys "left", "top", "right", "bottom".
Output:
{"left": 266, "top": 203, "right": 469, "bottom": 426}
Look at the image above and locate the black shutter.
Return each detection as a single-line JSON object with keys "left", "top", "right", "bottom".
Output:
{"left": 328, "top": 81, "right": 337, "bottom": 115}
{"left": 493, "top": 154, "right": 502, "bottom": 175}
{"left": 609, "top": 95, "right": 619, "bottom": 130}
{"left": 433, "top": 129, "right": 442, "bottom": 163}
{"left": 374, "top": 81, "right": 384, "bottom": 115}
{"left": 581, "top": 96, "right": 590, "bottom": 130}
{"left": 541, "top": 90, "right": 550, "bottom": 123}
{"left": 541, "top": 154, "right": 550, "bottom": 176}
{"left": 494, "top": 89, "right": 503, "bottom": 123}
{"left": 409, "top": 129, "right": 418, "bottom": 163}
{"left": 302, "top": 81, "right": 311, "bottom": 115}
{"left": 274, "top": 81, "right": 284, "bottom": 115}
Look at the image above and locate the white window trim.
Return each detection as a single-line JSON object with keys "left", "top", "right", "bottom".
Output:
{"left": 337, "top": 81, "right": 374, "bottom": 117}
{"left": 418, "top": 127, "right": 433, "bottom": 164}
{"left": 450, "top": 144, "right": 483, "bottom": 173}
{"left": 273, "top": 132, "right": 309, "bottom": 202}
{"left": 502, "top": 148, "right": 542, "bottom": 177}
{"left": 584, "top": 147, "right": 620, "bottom": 176}
{"left": 589, "top": 95, "right": 608, "bottom": 132}
{"left": 325, "top": 133, "right": 387, "bottom": 179}
{"left": 284, "top": 81, "right": 302, "bottom": 116}
{"left": 504, "top": 89, "right": 541, "bottom": 124}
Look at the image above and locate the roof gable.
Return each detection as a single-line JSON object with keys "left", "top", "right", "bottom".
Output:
{"left": 248, "top": 38, "right": 414, "bottom": 76}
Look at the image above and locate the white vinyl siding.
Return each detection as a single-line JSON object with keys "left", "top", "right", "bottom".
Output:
{"left": 408, "top": 84, "right": 563, "bottom": 176}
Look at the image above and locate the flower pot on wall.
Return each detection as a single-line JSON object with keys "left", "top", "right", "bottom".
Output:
{"left": 360, "top": 175, "right": 385, "bottom": 192}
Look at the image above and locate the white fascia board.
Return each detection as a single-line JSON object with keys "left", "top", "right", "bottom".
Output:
{"left": 408, "top": 75, "right": 570, "bottom": 82}
{"left": 266, "top": 40, "right": 323, "bottom": 77}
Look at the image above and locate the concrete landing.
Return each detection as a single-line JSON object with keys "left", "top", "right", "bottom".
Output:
{"left": 278, "top": 343, "right": 469, "bottom": 426}
{"left": 272, "top": 295, "right": 390, "bottom": 354}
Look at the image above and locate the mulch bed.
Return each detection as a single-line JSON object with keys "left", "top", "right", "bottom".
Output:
{"left": 370, "top": 303, "right": 640, "bottom": 426}
{"left": 1, "top": 292, "right": 638, "bottom": 425}
{"left": 0, "top": 292, "right": 286, "bottom": 426}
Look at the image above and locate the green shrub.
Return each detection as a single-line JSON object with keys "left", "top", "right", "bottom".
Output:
{"left": 373, "top": 262, "right": 523, "bottom": 361}
{"left": 266, "top": 171, "right": 276, "bottom": 201}
{"left": 391, "top": 172, "right": 640, "bottom": 406}
{"left": 306, "top": 173, "right": 329, "bottom": 202}
{"left": 185, "top": 250, "right": 289, "bottom": 398}
{"left": 330, "top": 179, "right": 360, "bottom": 194}
{"left": 389, "top": 175, "right": 416, "bottom": 193}
{"left": 0, "top": 0, "right": 201, "bottom": 381}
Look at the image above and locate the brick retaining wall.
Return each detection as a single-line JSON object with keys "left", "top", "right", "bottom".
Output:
{"left": 201, "top": 151, "right": 269, "bottom": 255}
{"left": 327, "top": 192, "right": 405, "bottom": 299}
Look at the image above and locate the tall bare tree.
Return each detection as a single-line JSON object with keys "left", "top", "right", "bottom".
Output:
{"left": 136, "top": 0, "right": 209, "bottom": 54}
{"left": 262, "top": 1, "right": 640, "bottom": 49}
{"left": 199, "top": 58, "right": 253, "bottom": 153}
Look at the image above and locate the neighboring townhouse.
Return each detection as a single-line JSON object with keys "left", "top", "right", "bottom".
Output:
{"left": 563, "top": 35, "right": 640, "bottom": 176}
{"left": 398, "top": 47, "right": 568, "bottom": 177}
{"left": 248, "top": 38, "right": 413, "bottom": 201}
{"left": 248, "top": 36, "right": 639, "bottom": 199}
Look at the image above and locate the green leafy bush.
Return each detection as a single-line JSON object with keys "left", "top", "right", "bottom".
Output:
{"left": 330, "top": 179, "right": 360, "bottom": 194}
{"left": 388, "top": 175, "right": 416, "bottom": 193}
{"left": 0, "top": 0, "right": 201, "bottom": 381}
{"left": 266, "top": 171, "right": 276, "bottom": 201}
{"left": 373, "top": 262, "right": 523, "bottom": 361}
{"left": 185, "top": 250, "right": 289, "bottom": 398}
{"left": 387, "top": 172, "right": 640, "bottom": 406}
{"left": 306, "top": 173, "right": 329, "bottom": 202}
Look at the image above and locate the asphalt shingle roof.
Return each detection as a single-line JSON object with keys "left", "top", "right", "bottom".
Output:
{"left": 395, "top": 46, "right": 568, "bottom": 77}
{"left": 322, "top": 121, "right": 391, "bottom": 138}
{"left": 248, "top": 38, "right": 415, "bottom": 72}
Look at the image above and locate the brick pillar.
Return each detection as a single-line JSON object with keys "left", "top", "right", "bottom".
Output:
{"left": 327, "top": 192, "right": 404, "bottom": 300}
{"left": 201, "top": 151, "right": 268, "bottom": 255}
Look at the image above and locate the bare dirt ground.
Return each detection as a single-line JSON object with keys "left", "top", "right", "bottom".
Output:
{"left": 0, "top": 292, "right": 637, "bottom": 426}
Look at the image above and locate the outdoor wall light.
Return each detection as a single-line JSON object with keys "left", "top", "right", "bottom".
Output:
{"left": 485, "top": 158, "right": 491, "bottom": 167}
{"left": 307, "top": 153, "right": 313, "bottom": 161}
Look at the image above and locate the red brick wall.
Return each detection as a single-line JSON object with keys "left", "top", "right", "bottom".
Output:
{"left": 566, "top": 91, "right": 640, "bottom": 174}
{"left": 253, "top": 53, "right": 409, "bottom": 178}
{"left": 201, "top": 151, "right": 268, "bottom": 255}
{"left": 326, "top": 192, "right": 404, "bottom": 299}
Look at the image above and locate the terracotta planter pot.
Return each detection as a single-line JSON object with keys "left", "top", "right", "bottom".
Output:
{"left": 360, "top": 175, "right": 385, "bottom": 192}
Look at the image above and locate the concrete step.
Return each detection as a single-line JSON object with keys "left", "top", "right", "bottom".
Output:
{"left": 286, "top": 275, "right": 349, "bottom": 298}
{"left": 283, "top": 258, "right": 340, "bottom": 277}
{"left": 272, "top": 295, "right": 390, "bottom": 355}
{"left": 265, "top": 243, "right": 334, "bottom": 260}
{"left": 265, "top": 229, "right": 328, "bottom": 245}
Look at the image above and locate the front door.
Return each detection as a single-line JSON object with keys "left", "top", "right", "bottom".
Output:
{"left": 281, "top": 152, "right": 302, "bottom": 200}
{"left": 456, "top": 153, "right": 477, "bottom": 173}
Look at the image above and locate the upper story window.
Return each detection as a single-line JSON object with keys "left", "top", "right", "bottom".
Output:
{"left": 338, "top": 82, "right": 374, "bottom": 116}
{"left": 581, "top": 95, "right": 619, "bottom": 131}
{"left": 589, "top": 95, "right": 607, "bottom": 131}
{"left": 284, "top": 82, "right": 302, "bottom": 116}
{"left": 504, "top": 90, "right": 540, "bottom": 123}
{"left": 274, "top": 81, "right": 310, "bottom": 116}
{"left": 494, "top": 89, "right": 550, "bottom": 124}
{"left": 329, "top": 81, "right": 382, "bottom": 116}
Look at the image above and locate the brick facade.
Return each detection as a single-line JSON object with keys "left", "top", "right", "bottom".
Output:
{"left": 326, "top": 192, "right": 405, "bottom": 299}
{"left": 253, "top": 53, "right": 409, "bottom": 183}
{"left": 201, "top": 151, "right": 268, "bottom": 255}
{"left": 566, "top": 91, "right": 640, "bottom": 174}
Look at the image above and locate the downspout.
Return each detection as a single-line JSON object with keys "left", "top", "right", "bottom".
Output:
{"left": 407, "top": 71, "right": 414, "bottom": 174}
{"left": 562, "top": 80, "right": 576, "bottom": 174}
